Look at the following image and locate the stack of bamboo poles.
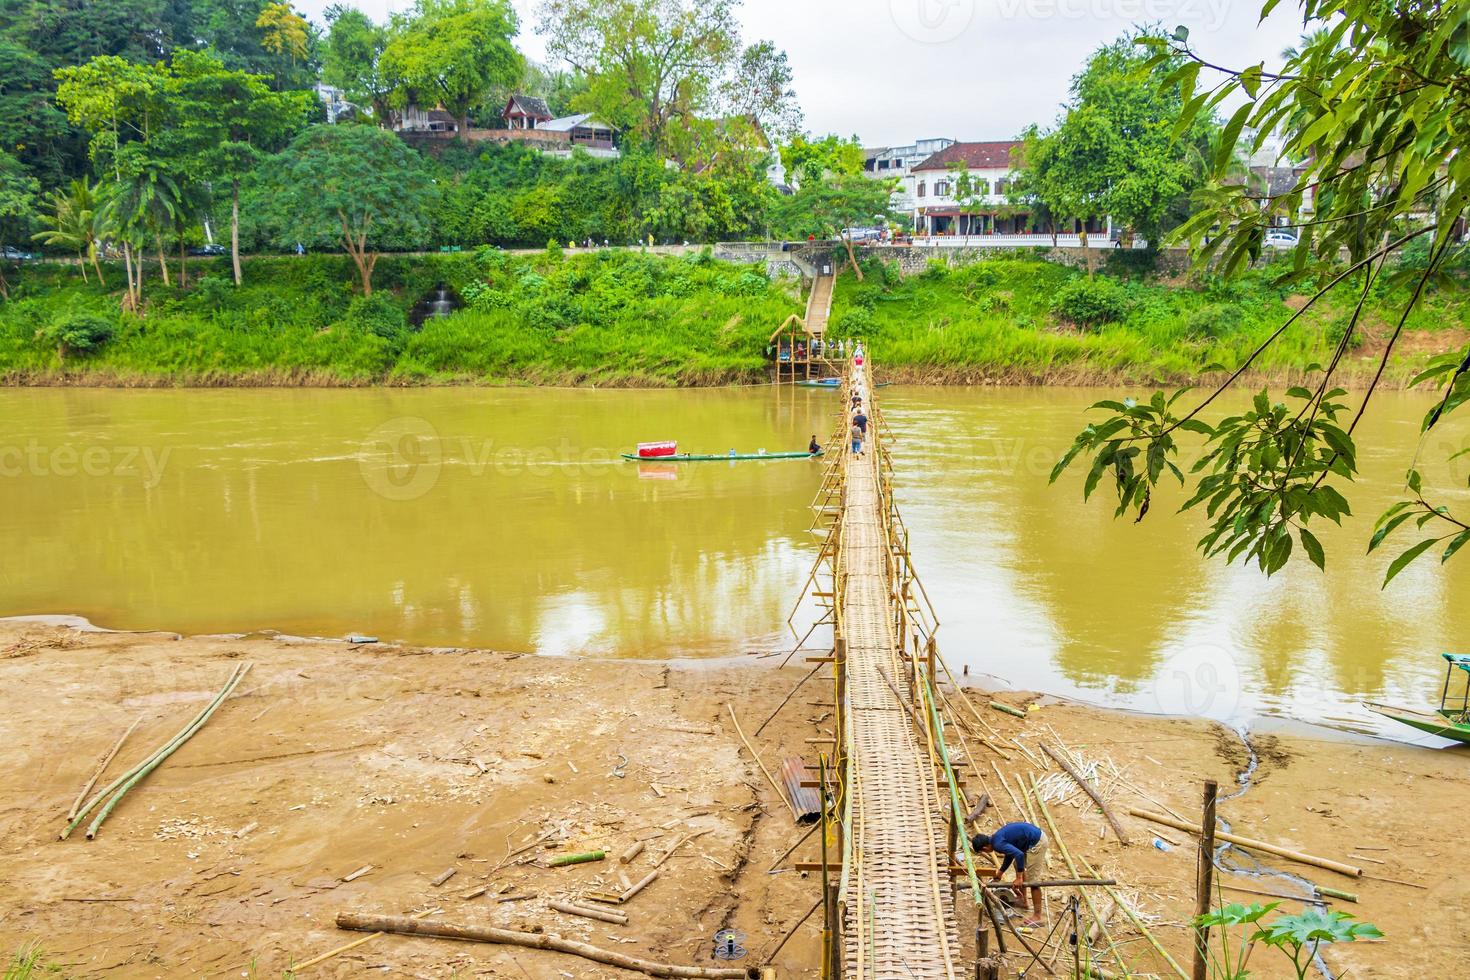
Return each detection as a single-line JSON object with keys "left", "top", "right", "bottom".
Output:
{"left": 62, "top": 664, "right": 252, "bottom": 840}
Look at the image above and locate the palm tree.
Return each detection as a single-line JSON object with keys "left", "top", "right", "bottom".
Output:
{"left": 32, "top": 179, "right": 109, "bottom": 286}
{"left": 104, "top": 164, "right": 182, "bottom": 309}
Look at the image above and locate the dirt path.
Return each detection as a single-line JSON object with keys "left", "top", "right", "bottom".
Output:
{"left": 0, "top": 622, "right": 1463, "bottom": 978}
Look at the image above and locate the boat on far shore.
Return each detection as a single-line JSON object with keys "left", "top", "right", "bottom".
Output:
{"left": 1364, "top": 653, "right": 1470, "bottom": 744}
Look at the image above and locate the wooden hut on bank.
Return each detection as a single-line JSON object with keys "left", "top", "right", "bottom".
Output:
{"left": 768, "top": 314, "right": 836, "bottom": 383}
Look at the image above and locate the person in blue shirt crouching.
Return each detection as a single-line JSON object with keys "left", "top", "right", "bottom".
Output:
{"left": 971, "top": 821, "right": 1050, "bottom": 928}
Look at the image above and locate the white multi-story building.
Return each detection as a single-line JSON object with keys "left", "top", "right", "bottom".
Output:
{"left": 862, "top": 137, "right": 955, "bottom": 212}
{"left": 904, "top": 140, "right": 1109, "bottom": 239}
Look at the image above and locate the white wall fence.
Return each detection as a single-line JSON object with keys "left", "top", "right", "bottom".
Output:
{"left": 910, "top": 234, "right": 1149, "bottom": 250}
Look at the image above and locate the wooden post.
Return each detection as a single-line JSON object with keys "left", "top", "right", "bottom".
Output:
{"left": 1192, "top": 780, "right": 1219, "bottom": 980}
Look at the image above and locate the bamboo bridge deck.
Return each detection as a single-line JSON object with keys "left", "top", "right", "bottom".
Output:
{"left": 834, "top": 362, "right": 961, "bottom": 980}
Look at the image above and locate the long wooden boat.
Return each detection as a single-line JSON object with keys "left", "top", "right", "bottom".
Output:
{"left": 622, "top": 450, "right": 823, "bottom": 462}
{"left": 1363, "top": 702, "right": 1470, "bottom": 744}
{"left": 1363, "top": 653, "right": 1470, "bottom": 744}
{"left": 794, "top": 378, "right": 890, "bottom": 389}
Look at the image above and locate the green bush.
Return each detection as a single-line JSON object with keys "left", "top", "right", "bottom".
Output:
{"left": 1184, "top": 304, "right": 1243, "bottom": 339}
{"left": 976, "top": 292, "right": 1011, "bottom": 315}
{"left": 1324, "top": 310, "right": 1366, "bottom": 350}
{"left": 835, "top": 306, "right": 875, "bottom": 334}
{"left": 952, "top": 262, "right": 1000, "bottom": 296}
{"left": 920, "top": 258, "right": 950, "bottom": 281}
{"left": 37, "top": 310, "right": 114, "bottom": 357}
{"left": 1051, "top": 276, "right": 1127, "bottom": 328}
{"left": 340, "top": 294, "right": 407, "bottom": 341}
{"left": 192, "top": 275, "right": 236, "bottom": 312}
{"left": 723, "top": 270, "right": 769, "bottom": 297}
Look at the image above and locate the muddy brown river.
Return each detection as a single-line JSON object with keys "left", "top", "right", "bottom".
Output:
{"left": 3, "top": 385, "right": 1465, "bottom": 739}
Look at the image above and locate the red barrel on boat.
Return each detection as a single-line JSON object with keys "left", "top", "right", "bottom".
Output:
{"left": 636, "top": 440, "right": 677, "bottom": 458}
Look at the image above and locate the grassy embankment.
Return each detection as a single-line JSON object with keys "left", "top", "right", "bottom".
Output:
{"left": 2, "top": 247, "right": 1466, "bottom": 386}
{"left": 837, "top": 252, "right": 1470, "bottom": 385}
{"left": 0, "top": 249, "right": 793, "bottom": 386}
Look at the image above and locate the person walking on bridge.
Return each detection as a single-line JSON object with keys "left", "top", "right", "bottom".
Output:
{"left": 849, "top": 418, "right": 864, "bottom": 457}
{"left": 972, "top": 821, "right": 1049, "bottom": 928}
{"left": 853, "top": 408, "right": 869, "bottom": 438}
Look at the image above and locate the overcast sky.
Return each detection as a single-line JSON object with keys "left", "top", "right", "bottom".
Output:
{"left": 294, "top": 0, "right": 1309, "bottom": 147}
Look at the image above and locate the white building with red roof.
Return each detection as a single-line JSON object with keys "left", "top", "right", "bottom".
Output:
{"left": 905, "top": 140, "right": 1109, "bottom": 239}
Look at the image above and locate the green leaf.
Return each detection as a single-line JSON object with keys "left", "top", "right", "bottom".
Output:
{"left": 1368, "top": 510, "right": 1415, "bottom": 552}
{"left": 1383, "top": 537, "right": 1440, "bottom": 587}
{"left": 1175, "top": 418, "right": 1214, "bottom": 436}
{"left": 1240, "top": 63, "right": 1263, "bottom": 98}
{"left": 1216, "top": 103, "right": 1253, "bottom": 173}
{"left": 1299, "top": 527, "right": 1325, "bottom": 570}
{"left": 1443, "top": 529, "right": 1470, "bottom": 563}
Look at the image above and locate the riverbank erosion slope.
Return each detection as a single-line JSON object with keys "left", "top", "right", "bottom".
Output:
{"left": 0, "top": 622, "right": 1463, "bottom": 977}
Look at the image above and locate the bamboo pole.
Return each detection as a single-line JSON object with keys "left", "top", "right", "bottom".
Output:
{"left": 63, "top": 664, "right": 247, "bottom": 839}
{"left": 1080, "top": 854, "right": 1190, "bottom": 980}
{"left": 765, "top": 896, "right": 822, "bottom": 965}
{"left": 66, "top": 716, "right": 142, "bottom": 821}
{"left": 334, "top": 913, "right": 750, "bottom": 979}
{"left": 1041, "top": 744, "right": 1130, "bottom": 845}
{"left": 85, "top": 664, "right": 252, "bottom": 840}
{"left": 622, "top": 869, "right": 660, "bottom": 902}
{"left": 294, "top": 907, "right": 439, "bottom": 971}
{"left": 755, "top": 661, "right": 826, "bottom": 736}
{"left": 766, "top": 821, "right": 820, "bottom": 873}
{"left": 1128, "top": 809, "right": 1363, "bottom": 878}
{"left": 728, "top": 703, "right": 797, "bottom": 820}
{"left": 551, "top": 900, "right": 627, "bottom": 925}
{"left": 1028, "top": 778, "right": 1129, "bottom": 980}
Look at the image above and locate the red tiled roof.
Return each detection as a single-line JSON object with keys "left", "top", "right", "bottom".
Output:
{"left": 912, "top": 141, "right": 1023, "bottom": 172}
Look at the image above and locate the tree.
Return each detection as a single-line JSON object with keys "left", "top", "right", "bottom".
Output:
{"left": 0, "top": 151, "right": 39, "bottom": 299}
{"left": 322, "top": 4, "right": 394, "bottom": 123}
{"left": 536, "top": 0, "right": 740, "bottom": 152}
{"left": 256, "top": 3, "right": 310, "bottom": 65}
{"left": 721, "top": 41, "right": 801, "bottom": 145}
{"left": 0, "top": 38, "right": 75, "bottom": 189}
{"left": 1014, "top": 112, "right": 1118, "bottom": 270}
{"left": 179, "top": 0, "right": 320, "bottom": 87}
{"left": 380, "top": 0, "right": 522, "bottom": 140}
{"left": 780, "top": 133, "right": 864, "bottom": 189}
{"left": 1071, "top": 36, "right": 1213, "bottom": 246}
{"left": 104, "top": 145, "right": 183, "bottom": 301}
{"left": 32, "top": 177, "right": 109, "bottom": 284}
{"left": 1052, "top": 8, "right": 1470, "bottom": 578}
{"left": 260, "top": 125, "right": 437, "bottom": 295}
{"left": 1014, "top": 35, "right": 1215, "bottom": 264}
{"left": 167, "top": 49, "right": 311, "bottom": 284}
{"left": 770, "top": 173, "right": 894, "bottom": 279}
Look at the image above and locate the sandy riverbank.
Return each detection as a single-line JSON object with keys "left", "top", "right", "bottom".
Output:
{"left": 0, "top": 621, "right": 1463, "bottom": 978}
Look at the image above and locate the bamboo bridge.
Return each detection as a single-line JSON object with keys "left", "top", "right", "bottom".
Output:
{"left": 795, "top": 358, "right": 1000, "bottom": 980}
{"left": 765, "top": 354, "right": 1199, "bottom": 980}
